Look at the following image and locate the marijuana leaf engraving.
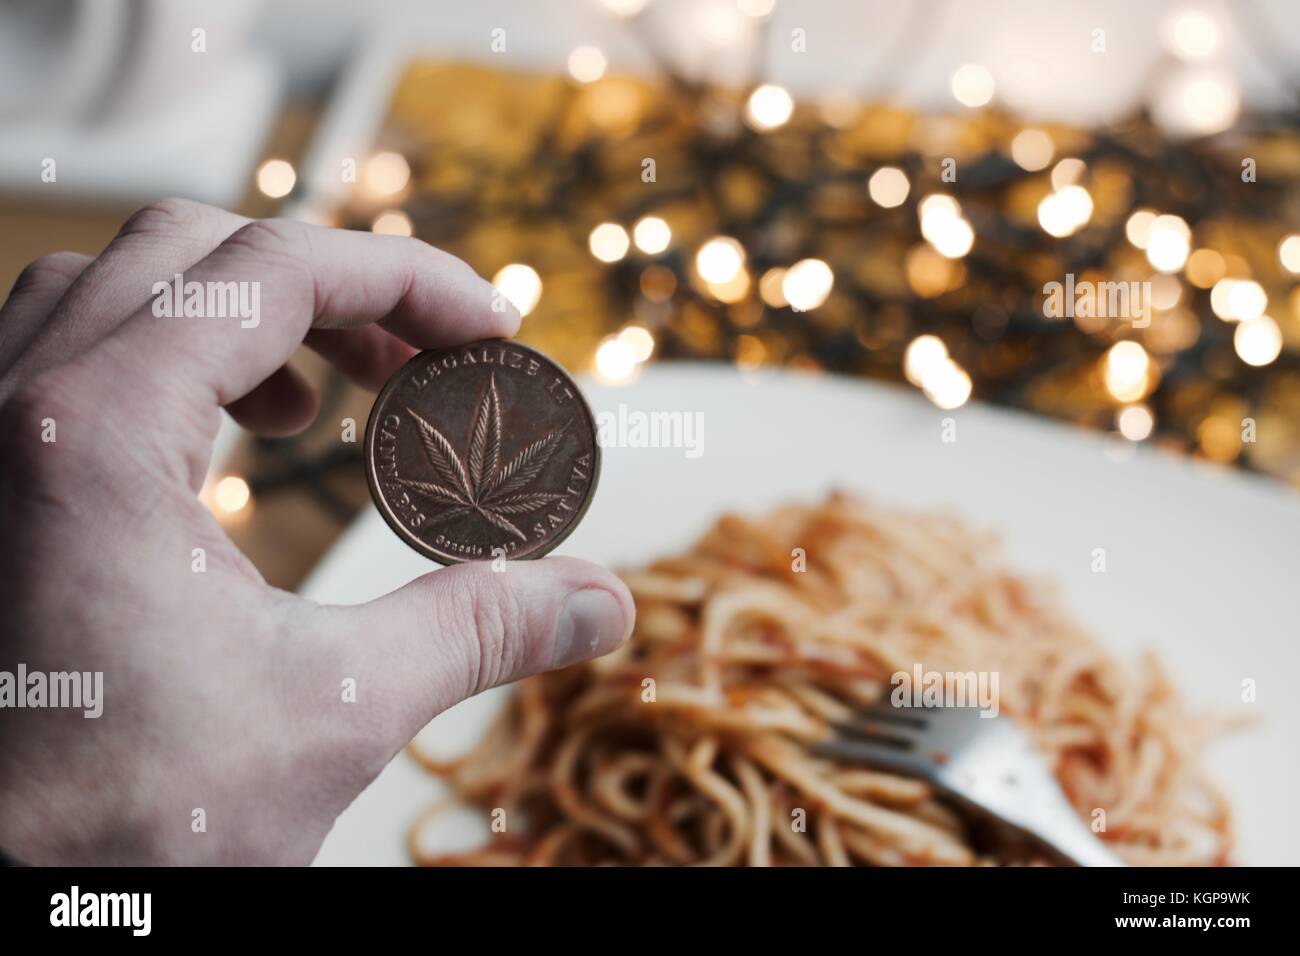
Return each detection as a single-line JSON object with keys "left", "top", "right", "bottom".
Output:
{"left": 397, "top": 374, "right": 569, "bottom": 541}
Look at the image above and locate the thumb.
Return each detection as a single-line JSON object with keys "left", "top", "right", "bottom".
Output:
{"left": 314, "top": 556, "right": 634, "bottom": 766}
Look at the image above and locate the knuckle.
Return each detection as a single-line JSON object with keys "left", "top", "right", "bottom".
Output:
{"left": 223, "top": 218, "right": 310, "bottom": 262}
{"left": 453, "top": 574, "right": 526, "bottom": 696}
{"left": 0, "top": 367, "right": 84, "bottom": 493}
{"left": 9, "top": 252, "right": 82, "bottom": 297}
{"left": 118, "top": 197, "right": 209, "bottom": 238}
{"left": 220, "top": 219, "right": 315, "bottom": 295}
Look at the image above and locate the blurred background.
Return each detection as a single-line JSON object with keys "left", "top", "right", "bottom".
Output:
{"left": 3, "top": 0, "right": 1299, "bottom": 586}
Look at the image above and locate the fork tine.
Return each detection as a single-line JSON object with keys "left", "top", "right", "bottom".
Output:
{"left": 856, "top": 700, "right": 931, "bottom": 728}
{"left": 830, "top": 717, "right": 918, "bottom": 748}
{"left": 812, "top": 738, "right": 931, "bottom": 778}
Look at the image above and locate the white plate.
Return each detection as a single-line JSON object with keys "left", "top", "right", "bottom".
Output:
{"left": 307, "top": 364, "right": 1300, "bottom": 866}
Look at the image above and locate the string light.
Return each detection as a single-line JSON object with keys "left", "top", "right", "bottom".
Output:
{"left": 918, "top": 194, "right": 961, "bottom": 227}
{"left": 1210, "top": 278, "right": 1266, "bottom": 322}
{"left": 1049, "top": 158, "right": 1086, "bottom": 190}
{"left": 568, "top": 46, "right": 608, "bottom": 84}
{"left": 371, "top": 210, "right": 413, "bottom": 236}
{"left": 782, "top": 258, "right": 834, "bottom": 311}
{"left": 617, "top": 325, "right": 656, "bottom": 362}
{"left": 745, "top": 84, "right": 794, "bottom": 131}
{"left": 594, "top": 335, "right": 639, "bottom": 383}
{"left": 921, "top": 358, "right": 972, "bottom": 409}
{"left": 1104, "top": 341, "right": 1154, "bottom": 402}
{"left": 333, "top": 52, "right": 1300, "bottom": 491}
{"left": 919, "top": 195, "right": 974, "bottom": 258}
{"left": 209, "top": 475, "right": 252, "bottom": 522}
{"left": 696, "top": 237, "right": 745, "bottom": 283}
{"left": 1010, "top": 129, "right": 1054, "bottom": 171}
{"left": 1037, "top": 185, "right": 1093, "bottom": 238}
{"left": 256, "top": 159, "right": 296, "bottom": 199}
{"left": 950, "top": 64, "right": 994, "bottom": 108}
{"left": 491, "top": 263, "right": 542, "bottom": 317}
{"left": 1185, "top": 248, "right": 1225, "bottom": 288}
{"left": 759, "top": 268, "right": 788, "bottom": 307}
{"left": 706, "top": 269, "right": 751, "bottom": 303}
{"left": 1151, "top": 274, "right": 1183, "bottom": 310}
{"left": 633, "top": 216, "right": 672, "bottom": 254}
{"left": 1117, "top": 404, "right": 1155, "bottom": 441}
{"left": 1279, "top": 234, "right": 1300, "bottom": 274}
{"left": 1153, "top": 68, "right": 1239, "bottom": 136}
{"left": 928, "top": 217, "right": 974, "bottom": 258}
{"left": 1163, "top": 9, "right": 1220, "bottom": 61}
{"left": 1144, "top": 214, "right": 1191, "bottom": 272}
{"left": 1234, "top": 315, "right": 1282, "bottom": 366}
{"left": 904, "top": 334, "right": 949, "bottom": 386}
{"left": 589, "top": 222, "right": 630, "bottom": 262}
{"left": 362, "top": 152, "right": 411, "bottom": 198}
{"left": 905, "top": 245, "right": 955, "bottom": 298}
{"left": 867, "top": 167, "right": 910, "bottom": 208}
{"left": 1125, "top": 209, "right": 1157, "bottom": 249}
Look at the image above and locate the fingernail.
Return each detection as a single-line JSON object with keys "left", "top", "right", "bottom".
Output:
{"left": 554, "top": 589, "right": 626, "bottom": 667}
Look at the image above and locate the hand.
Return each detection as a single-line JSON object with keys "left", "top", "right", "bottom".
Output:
{"left": 0, "top": 199, "right": 634, "bottom": 865}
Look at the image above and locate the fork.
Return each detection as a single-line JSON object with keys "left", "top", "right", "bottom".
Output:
{"left": 812, "top": 700, "right": 1127, "bottom": 866}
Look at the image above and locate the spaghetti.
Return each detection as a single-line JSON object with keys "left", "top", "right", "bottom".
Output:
{"left": 410, "top": 494, "right": 1234, "bottom": 866}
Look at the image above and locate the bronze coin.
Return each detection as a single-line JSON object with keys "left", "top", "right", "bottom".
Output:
{"left": 364, "top": 340, "right": 601, "bottom": 565}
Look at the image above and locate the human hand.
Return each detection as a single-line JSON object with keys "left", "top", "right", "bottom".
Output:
{"left": 0, "top": 199, "right": 634, "bottom": 864}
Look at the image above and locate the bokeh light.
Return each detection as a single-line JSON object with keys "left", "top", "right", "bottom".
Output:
{"left": 1145, "top": 214, "right": 1191, "bottom": 272}
{"left": 568, "top": 46, "right": 608, "bottom": 84}
{"left": 868, "top": 167, "right": 910, "bottom": 208}
{"left": 950, "top": 64, "right": 995, "bottom": 108}
{"left": 362, "top": 152, "right": 411, "bottom": 198}
{"left": 1125, "top": 209, "right": 1157, "bottom": 249}
{"left": 696, "top": 237, "right": 745, "bottom": 283}
{"left": 633, "top": 216, "right": 672, "bottom": 254}
{"left": 589, "top": 222, "right": 631, "bottom": 262}
{"left": 371, "top": 210, "right": 413, "bottom": 236}
{"left": 904, "top": 334, "right": 949, "bottom": 387}
{"left": 1163, "top": 9, "right": 1220, "bottom": 60}
{"left": 256, "top": 159, "right": 296, "bottom": 199}
{"left": 1050, "top": 158, "right": 1086, "bottom": 190}
{"left": 1010, "top": 129, "right": 1054, "bottom": 171}
{"left": 1210, "top": 278, "right": 1266, "bottom": 322}
{"left": 594, "top": 335, "right": 639, "bottom": 383}
{"left": 491, "top": 263, "right": 542, "bottom": 317}
{"left": 1234, "top": 315, "right": 1282, "bottom": 366}
{"left": 1118, "top": 404, "right": 1155, "bottom": 441}
{"left": 1038, "top": 185, "right": 1093, "bottom": 238}
{"left": 745, "top": 84, "right": 794, "bottom": 131}
{"left": 782, "top": 259, "right": 834, "bottom": 311}
{"left": 617, "top": 325, "right": 656, "bottom": 362}
{"left": 1279, "top": 234, "right": 1300, "bottom": 274}
{"left": 1105, "top": 341, "right": 1154, "bottom": 402}
{"left": 213, "top": 475, "right": 251, "bottom": 514}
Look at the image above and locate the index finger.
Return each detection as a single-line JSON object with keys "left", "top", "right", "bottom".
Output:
{"left": 96, "top": 218, "right": 519, "bottom": 411}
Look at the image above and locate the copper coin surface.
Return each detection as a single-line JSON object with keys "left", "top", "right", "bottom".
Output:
{"left": 365, "top": 340, "right": 601, "bottom": 564}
